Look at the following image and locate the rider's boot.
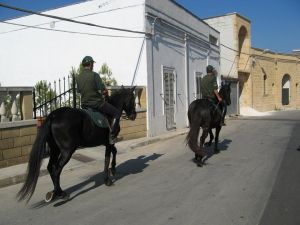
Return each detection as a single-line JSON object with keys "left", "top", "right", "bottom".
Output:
{"left": 109, "top": 118, "right": 120, "bottom": 144}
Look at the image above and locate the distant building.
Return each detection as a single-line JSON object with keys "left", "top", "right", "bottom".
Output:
{"left": 204, "top": 13, "right": 300, "bottom": 113}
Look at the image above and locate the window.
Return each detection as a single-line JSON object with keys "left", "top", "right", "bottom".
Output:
{"left": 195, "top": 72, "right": 203, "bottom": 99}
{"left": 263, "top": 73, "right": 267, "bottom": 96}
{"left": 209, "top": 35, "right": 218, "bottom": 45}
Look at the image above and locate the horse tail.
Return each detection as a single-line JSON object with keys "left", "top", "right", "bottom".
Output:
{"left": 186, "top": 101, "right": 203, "bottom": 155}
{"left": 186, "top": 118, "right": 202, "bottom": 154}
{"left": 17, "top": 116, "right": 51, "bottom": 202}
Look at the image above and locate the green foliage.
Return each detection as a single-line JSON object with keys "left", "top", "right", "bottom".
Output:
{"left": 35, "top": 80, "right": 55, "bottom": 105}
{"left": 69, "top": 65, "right": 82, "bottom": 108}
{"left": 34, "top": 80, "right": 56, "bottom": 115}
{"left": 98, "top": 63, "right": 117, "bottom": 86}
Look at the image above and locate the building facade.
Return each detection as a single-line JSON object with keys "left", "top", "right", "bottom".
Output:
{"left": 204, "top": 13, "right": 300, "bottom": 113}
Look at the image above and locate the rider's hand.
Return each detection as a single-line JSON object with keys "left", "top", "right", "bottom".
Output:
{"left": 218, "top": 96, "right": 223, "bottom": 102}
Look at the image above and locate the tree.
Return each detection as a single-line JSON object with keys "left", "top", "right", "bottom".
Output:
{"left": 99, "top": 63, "right": 117, "bottom": 86}
{"left": 34, "top": 80, "right": 56, "bottom": 116}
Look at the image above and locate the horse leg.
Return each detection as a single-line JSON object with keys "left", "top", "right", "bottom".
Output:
{"left": 196, "top": 127, "right": 209, "bottom": 167}
{"left": 110, "top": 145, "right": 117, "bottom": 176}
{"left": 46, "top": 144, "right": 59, "bottom": 202}
{"left": 214, "top": 126, "right": 221, "bottom": 154}
{"left": 104, "top": 146, "right": 113, "bottom": 186}
{"left": 45, "top": 150, "right": 73, "bottom": 202}
{"left": 204, "top": 129, "right": 214, "bottom": 146}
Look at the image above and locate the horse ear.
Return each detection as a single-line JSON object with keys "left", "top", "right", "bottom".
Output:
{"left": 121, "top": 85, "right": 124, "bottom": 89}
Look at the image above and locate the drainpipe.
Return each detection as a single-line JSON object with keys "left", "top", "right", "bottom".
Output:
{"left": 184, "top": 34, "right": 189, "bottom": 115}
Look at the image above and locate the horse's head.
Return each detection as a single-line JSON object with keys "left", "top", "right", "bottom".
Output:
{"left": 219, "top": 82, "right": 231, "bottom": 105}
{"left": 110, "top": 86, "right": 137, "bottom": 121}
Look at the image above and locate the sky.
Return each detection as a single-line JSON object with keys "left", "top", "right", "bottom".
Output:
{"left": 0, "top": 0, "right": 299, "bottom": 53}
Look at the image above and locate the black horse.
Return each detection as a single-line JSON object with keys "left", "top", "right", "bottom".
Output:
{"left": 186, "top": 83, "right": 231, "bottom": 167}
{"left": 17, "top": 87, "right": 137, "bottom": 202}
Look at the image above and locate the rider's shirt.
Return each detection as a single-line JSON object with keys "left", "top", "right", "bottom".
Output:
{"left": 76, "top": 68, "right": 106, "bottom": 109}
{"left": 200, "top": 74, "right": 218, "bottom": 101}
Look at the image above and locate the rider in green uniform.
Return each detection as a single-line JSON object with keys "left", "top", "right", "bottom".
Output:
{"left": 76, "top": 56, "right": 121, "bottom": 144}
{"left": 200, "top": 65, "right": 226, "bottom": 126}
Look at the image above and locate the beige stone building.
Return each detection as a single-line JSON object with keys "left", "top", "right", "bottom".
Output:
{"left": 204, "top": 13, "right": 300, "bottom": 113}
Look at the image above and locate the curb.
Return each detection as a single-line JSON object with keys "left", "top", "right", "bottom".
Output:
{"left": 0, "top": 169, "right": 48, "bottom": 189}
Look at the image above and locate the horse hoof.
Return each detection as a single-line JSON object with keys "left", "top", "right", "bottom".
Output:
{"left": 105, "top": 178, "right": 113, "bottom": 186}
{"left": 197, "top": 162, "right": 203, "bottom": 167}
{"left": 59, "top": 191, "right": 70, "bottom": 200}
{"left": 45, "top": 191, "right": 55, "bottom": 203}
{"left": 109, "top": 168, "right": 116, "bottom": 177}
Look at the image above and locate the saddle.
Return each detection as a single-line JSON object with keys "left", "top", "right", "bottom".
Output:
{"left": 81, "top": 108, "right": 110, "bottom": 128}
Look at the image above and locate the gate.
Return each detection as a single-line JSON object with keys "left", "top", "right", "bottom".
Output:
{"left": 33, "top": 73, "right": 78, "bottom": 118}
{"left": 163, "top": 68, "right": 176, "bottom": 130}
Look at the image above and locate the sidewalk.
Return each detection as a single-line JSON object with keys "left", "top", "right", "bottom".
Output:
{"left": 0, "top": 128, "right": 188, "bottom": 189}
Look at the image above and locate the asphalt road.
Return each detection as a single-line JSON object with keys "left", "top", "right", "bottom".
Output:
{"left": 0, "top": 110, "right": 299, "bottom": 225}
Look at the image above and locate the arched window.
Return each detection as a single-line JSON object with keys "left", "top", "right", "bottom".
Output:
{"left": 282, "top": 74, "right": 291, "bottom": 105}
{"left": 238, "top": 26, "right": 247, "bottom": 56}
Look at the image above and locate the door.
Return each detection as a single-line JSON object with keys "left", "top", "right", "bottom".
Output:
{"left": 195, "top": 72, "right": 202, "bottom": 99}
{"left": 163, "top": 68, "right": 176, "bottom": 130}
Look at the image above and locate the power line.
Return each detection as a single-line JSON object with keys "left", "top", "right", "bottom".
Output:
{"left": 221, "top": 44, "right": 252, "bottom": 56}
{"left": 0, "top": 3, "right": 144, "bottom": 35}
{"left": 0, "top": 21, "right": 144, "bottom": 38}
{"left": 0, "top": 3, "right": 150, "bottom": 36}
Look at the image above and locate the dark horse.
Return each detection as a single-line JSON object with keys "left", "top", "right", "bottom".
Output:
{"left": 186, "top": 83, "right": 231, "bottom": 167}
{"left": 17, "top": 87, "right": 137, "bottom": 202}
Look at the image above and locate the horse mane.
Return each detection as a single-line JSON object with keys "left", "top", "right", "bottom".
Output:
{"left": 110, "top": 88, "right": 127, "bottom": 98}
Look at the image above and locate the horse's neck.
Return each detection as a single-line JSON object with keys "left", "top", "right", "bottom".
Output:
{"left": 108, "top": 95, "right": 122, "bottom": 111}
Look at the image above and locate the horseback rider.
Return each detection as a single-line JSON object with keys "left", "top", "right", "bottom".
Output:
{"left": 200, "top": 65, "right": 227, "bottom": 126}
{"left": 76, "top": 56, "right": 121, "bottom": 144}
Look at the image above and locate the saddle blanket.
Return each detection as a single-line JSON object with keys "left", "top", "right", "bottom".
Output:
{"left": 81, "top": 108, "right": 110, "bottom": 128}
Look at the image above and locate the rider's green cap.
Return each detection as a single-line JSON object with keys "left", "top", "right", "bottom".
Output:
{"left": 82, "top": 56, "right": 95, "bottom": 64}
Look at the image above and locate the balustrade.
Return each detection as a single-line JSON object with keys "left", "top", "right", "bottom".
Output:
{"left": 0, "top": 87, "right": 33, "bottom": 123}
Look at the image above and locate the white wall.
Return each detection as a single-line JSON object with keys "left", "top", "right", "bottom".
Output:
{"left": 0, "top": 0, "right": 147, "bottom": 86}
{"left": 205, "top": 15, "right": 238, "bottom": 78}
{"left": 145, "top": 0, "right": 220, "bottom": 136}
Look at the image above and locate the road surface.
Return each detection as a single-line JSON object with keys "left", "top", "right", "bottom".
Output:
{"left": 0, "top": 110, "right": 299, "bottom": 225}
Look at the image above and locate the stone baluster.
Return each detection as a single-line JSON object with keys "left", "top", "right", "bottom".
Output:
{"left": 0, "top": 102, "right": 9, "bottom": 122}
{"left": 11, "top": 100, "right": 20, "bottom": 121}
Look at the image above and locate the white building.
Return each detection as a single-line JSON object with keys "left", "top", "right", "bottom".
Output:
{"left": 0, "top": 0, "right": 220, "bottom": 136}
{"left": 204, "top": 13, "right": 252, "bottom": 115}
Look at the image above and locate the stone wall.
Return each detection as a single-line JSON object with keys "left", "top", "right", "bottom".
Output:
{"left": 119, "top": 110, "right": 147, "bottom": 140}
{"left": 0, "top": 111, "right": 147, "bottom": 169}
{"left": 250, "top": 48, "right": 300, "bottom": 111}
{"left": 0, "top": 120, "right": 37, "bottom": 168}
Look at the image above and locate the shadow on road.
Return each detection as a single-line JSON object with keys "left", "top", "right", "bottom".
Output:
{"left": 190, "top": 138, "right": 232, "bottom": 165}
{"left": 31, "top": 153, "right": 163, "bottom": 208}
